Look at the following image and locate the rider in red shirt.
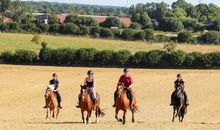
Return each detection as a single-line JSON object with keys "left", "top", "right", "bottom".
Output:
{"left": 113, "top": 68, "right": 134, "bottom": 109}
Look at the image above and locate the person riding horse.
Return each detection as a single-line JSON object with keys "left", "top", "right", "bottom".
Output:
{"left": 43, "top": 73, "right": 62, "bottom": 109}
{"left": 170, "top": 74, "right": 189, "bottom": 106}
{"left": 113, "top": 68, "right": 134, "bottom": 109}
{"left": 76, "top": 70, "right": 97, "bottom": 108}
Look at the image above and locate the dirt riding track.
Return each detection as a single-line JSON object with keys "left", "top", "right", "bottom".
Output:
{"left": 0, "top": 65, "right": 220, "bottom": 130}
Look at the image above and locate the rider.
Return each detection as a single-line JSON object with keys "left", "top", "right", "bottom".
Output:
{"left": 113, "top": 68, "right": 134, "bottom": 109}
{"left": 170, "top": 74, "right": 189, "bottom": 106}
{"left": 76, "top": 70, "right": 97, "bottom": 108}
{"left": 43, "top": 73, "right": 62, "bottom": 109}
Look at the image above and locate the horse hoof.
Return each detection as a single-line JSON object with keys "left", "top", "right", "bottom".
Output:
{"left": 132, "top": 119, "right": 135, "bottom": 123}
{"left": 119, "top": 119, "right": 123, "bottom": 122}
{"left": 96, "top": 118, "right": 99, "bottom": 123}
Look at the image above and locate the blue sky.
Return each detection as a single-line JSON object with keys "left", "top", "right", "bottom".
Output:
{"left": 23, "top": 0, "right": 220, "bottom": 7}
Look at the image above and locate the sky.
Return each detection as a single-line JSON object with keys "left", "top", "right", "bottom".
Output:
{"left": 23, "top": 0, "right": 220, "bottom": 7}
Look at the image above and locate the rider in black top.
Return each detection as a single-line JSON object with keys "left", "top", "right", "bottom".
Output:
{"left": 170, "top": 74, "right": 189, "bottom": 106}
{"left": 43, "top": 73, "right": 62, "bottom": 109}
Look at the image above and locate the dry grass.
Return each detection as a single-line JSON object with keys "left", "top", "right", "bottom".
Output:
{"left": 0, "top": 65, "right": 220, "bottom": 130}
{"left": 1, "top": 33, "right": 220, "bottom": 54}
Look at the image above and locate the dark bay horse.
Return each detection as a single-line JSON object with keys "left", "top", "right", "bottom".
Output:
{"left": 80, "top": 86, "right": 105, "bottom": 124}
{"left": 115, "top": 86, "right": 138, "bottom": 124}
{"left": 45, "top": 88, "right": 60, "bottom": 120}
{"left": 172, "top": 86, "right": 187, "bottom": 122}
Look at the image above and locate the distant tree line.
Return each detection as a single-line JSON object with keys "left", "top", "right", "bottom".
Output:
{"left": 0, "top": 0, "right": 220, "bottom": 44}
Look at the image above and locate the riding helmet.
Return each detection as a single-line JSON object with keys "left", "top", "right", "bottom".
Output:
{"left": 87, "top": 70, "right": 94, "bottom": 75}
{"left": 124, "top": 68, "right": 129, "bottom": 72}
{"left": 177, "top": 74, "right": 181, "bottom": 77}
{"left": 52, "top": 73, "right": 58, "bottom": 77}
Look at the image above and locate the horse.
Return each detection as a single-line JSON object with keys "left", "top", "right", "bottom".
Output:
{"left": 172, "top": 86, "right": 187, "bottom": 122}
{"left": 115, "top": 85, "right": 138, "bottom": 124}
{"left": 79, "top": 86, "right": 105, "bottom": 124}
{"left": 45, "top": 88, "right": 60, "bottom": 120}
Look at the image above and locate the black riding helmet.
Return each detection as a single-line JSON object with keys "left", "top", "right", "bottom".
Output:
{"left": 177, "top": 74, "right": 181, "bottom": 77}
{"left": 52, "top": 73, "right": 58, "bottom": 77}
{"left": 124, "top": 68, "right": 129, "bottom": 72}
{"left": 87, "top": 70, "right": 94, "bottom": 75}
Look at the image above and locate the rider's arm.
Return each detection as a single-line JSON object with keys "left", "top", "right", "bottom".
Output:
{"left": 84, "top": 78, "right": 87, "bottom": 86}
{"left": 92, "top": 79, "right": 96, "bottom": 89}
{"left": 117, "top": 76, "right": 123, "bottom": 88}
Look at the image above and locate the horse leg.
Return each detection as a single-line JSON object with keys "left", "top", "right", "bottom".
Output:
{"left": 86, "top": 110, "right": 92, "bottom": 124}
{"left": 172, "top": 107, "right": 176, "bottom": 122}
{"left": 95, "top": 107, "right": 99, "bottom": 123}
{"left": 52, "top": 110, "right": 55, "bottom": 119}
{"left": 46, "top": 108, "right": 49, "bottom": 119}
{"left": 122, "top": 110, "right": 127, "bottom": 125}
{"left": 132, "top": 109, "right": 135, "bottom": 123}
{"left": 115, "top": 108, "right": 122, "bottom": 122}
{"left": 56, "top": 108, "right": 60, "bottom": 120}
{"left": 81, "top": 110, "right": 86, "bottom": 124}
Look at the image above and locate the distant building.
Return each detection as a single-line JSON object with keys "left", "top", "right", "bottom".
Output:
{"left": 79, "top": 15, "right": 132, "bottom": 27}
{"left": 32, "top": 13, "right": 49, "bottom": 24}
{"left": 32, "top": 13, "right": 132, "bottom": 27}
{"left": 3, "top": 17, "right": 12, "bottom": 23}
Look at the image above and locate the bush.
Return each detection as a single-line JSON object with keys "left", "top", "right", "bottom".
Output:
{"left": 145, "top": 29, "right": 154, "bottom": 41}
{"left": 182, "top": 18, "right": 198, "bottom": 31}
{"left": 1, "top": 51, "right": 13, "bottom": 63}
{"left": 130, "top": 22, "right": 142, "bottom": 29}
{"left": 79, "top": 26, "right": 90, "bottom": 35}
{"left": 199, "top": 31, "right": 220, "bottom": 44}
{"left": 153, "top": 34, "right": 170, "bottom": 43}
{"left": 75, "top": 48, "right": 97, "bottom": 65}
{"left": 192, "top": 52, "right": 212, "bottom": 68}
{"left": 94, "top": 50, "right": 114, "bottom": 66}
{"left": 100, "top": 28, "right": 113, "bottom": 38}
{"left": 147, "top": 50, "right": 165, "bottom": 67}
{"left": 49, "top": 24, "right": 60, "bottom": 33}
{"left": 168, "top": 50, "right": 186, "bottom": 67}
{"left": 207, "top": 52, "right": 220, "bottom": 67}
{"left": 39, "top": 24, "right": 49, "bottom": 32}
{"left": 177, "top": 31, "right": 194, "bottom": 43}
{"left": 0, "top": 22, "right": 19, "bottom": 31}
{"left": 134, "top": 31, "right": 146, "bottom": 40}
{"left": 13, "top": 49, "right": 38, "bottom": 63}
{"left": 113, "top": 50, "right": 131, "bottom": 66}
{"left": 90, "top": 26, "right": 101, "bottom": 37}
{"left": 121, "top": 29, "right": 135, "bottom": 40}
{"left": 132, "top": 51, "right": 148, "bottom": 66}
{"left": 59, "top": 23, "right": 79, "bottom": 34}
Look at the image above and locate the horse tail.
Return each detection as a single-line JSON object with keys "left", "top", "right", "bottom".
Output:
{"left": 130, "top": 105, "right": 139, "bottom": 113}
{"left": 98, "top": 107, "right": 105, "bottom": 117}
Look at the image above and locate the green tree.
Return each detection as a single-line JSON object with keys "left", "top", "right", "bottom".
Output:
{"left": 100, "top": 17, "right": 122, "bottom": 28}
{"left": 0, "top": 0, "right": 11, "bottom": 22}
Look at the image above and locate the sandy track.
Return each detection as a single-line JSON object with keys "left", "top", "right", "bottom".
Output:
{"left": 0, "top": 65, "right": 220, "bottom": 130}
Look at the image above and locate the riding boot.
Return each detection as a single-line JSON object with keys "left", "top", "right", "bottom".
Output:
{"left": 127, "top": 88, "right": 133, "bottom": 109}
{"left": 183, "top": 91, "right": 189, "bottom": 105}
{"left": 43, "top": 98, "right": 48, "bottom": 108}
{"left": 76, "top": 94, "right": 82, "bottom": 108}
{"left": 170, "top": 91, "right": 175, "bottom": 106}
{"left": 112, "top": 89, "right": 118, "bottom": 107}
{"left": 55, "top": 91, "right": 62, "bottom": 109}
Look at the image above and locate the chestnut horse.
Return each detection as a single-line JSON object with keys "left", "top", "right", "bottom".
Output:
{"left": 45, "top": 88, "right": 60, "bottom": 120}
{"left": 80, "top": 87, "right": 105, "bottom": 124}
{"left": 172, "top": 86, "right": 187, "bottom": 122}
{"left": 115, "top": 85, "right": 138, "bottom": 124}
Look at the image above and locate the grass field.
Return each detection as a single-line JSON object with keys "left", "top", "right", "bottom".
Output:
{"left": 0, "top": 65, "right": 220, "bottom": 130}
{"left": 1, "top": 33, "right": 220, "bottom": 54}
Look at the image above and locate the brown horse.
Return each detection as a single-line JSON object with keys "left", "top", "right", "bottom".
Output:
{"left": 115, "top": 85, "right": 138, "bottom": 124}
{"left": 80, "top": 87, "right": 105, "bottom": 124}
{"left": 172, "top": 86, "right": 187, "bottom": 122}
{"left": 45, "top": 88, "right": 60, "bottom": 120}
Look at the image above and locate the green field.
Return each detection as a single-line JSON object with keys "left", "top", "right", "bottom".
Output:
{"left": 1, "top": 32, "right": 220, "bottom": 54}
